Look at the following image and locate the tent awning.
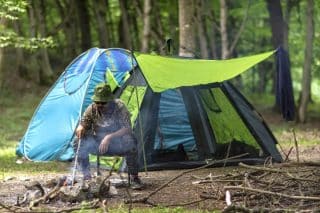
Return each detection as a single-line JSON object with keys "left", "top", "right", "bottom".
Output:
{"left": 135, "top": 50, "right": 275, "bottom": 92}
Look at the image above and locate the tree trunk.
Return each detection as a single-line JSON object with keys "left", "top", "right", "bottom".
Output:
{"left": 178, "top": 0, "right": 196, "bottom": 57}
{"left": 13, "top": 21, "right": 27, "bottom": 79}
{"left": 266, "top": 0, "right": 289, "bottom": 106}
{"left": 266, "top": 0, "right": 285, "bottom": 48}
{"left": 92, "top": 0, "right": 109, "bottom": 48}
{"left": 118, "top": 0, "right": 132, "bottom": 50}
{"left": 27, "top": 1, "right": 40, "bottom": 83}
{"left": 152, "top": 1, "right": 166, "bottom": 54}
{"left": 55, "top": 0, "right": 78, "bottom": 57}
{"left": 141, "top": 0, "right": 151, "bottom": 53}
{"left": 283, "top": 0, "right": 298, "bottom": 51}
{"left": 220, "top": 0, "right": 228, "bottom": 59}
{"left": 0, "top": 18, "right": 5, "bottom": 89}
{"left": 105, "top": 0, "right": 115, "bottom": 46}
{"left": 298, "top": 0, "right": 314, "bottom": 123}
{"left": 196, "top": 0, "right": 209, "bottom": 59}
{"left": 77, "top": 0, "right": 91, "bottom": 51}
{"left": 208, "top": 8, "right": 217, "bottom": 59}
{"left": 34, "top": 0, "right": 54, "bottom": 85}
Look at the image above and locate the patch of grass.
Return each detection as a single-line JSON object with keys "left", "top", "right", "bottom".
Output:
{"left": 0, "top": 89, "right": 71, "bottom": 179}
{"left": 245, "top": 93, "right": 275, "bottom": 108}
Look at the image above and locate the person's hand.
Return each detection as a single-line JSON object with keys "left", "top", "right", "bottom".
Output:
{"left": 76, "top": 125, "right": 85, "bottom": 139}
{"left": 99, "top": 134, "right": 112, "bottom": 154}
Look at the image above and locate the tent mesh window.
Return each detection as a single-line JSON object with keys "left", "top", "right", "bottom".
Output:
{"left": 199, "top": 87, "right": 261, "bottom": 159}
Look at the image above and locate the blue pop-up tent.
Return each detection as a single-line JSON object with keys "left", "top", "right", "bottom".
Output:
{"left": 16, "top": 48, "right": 135, "bottom": 161}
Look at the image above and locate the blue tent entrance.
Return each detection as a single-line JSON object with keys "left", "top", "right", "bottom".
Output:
{"left": 16, "top": 48, "right": 135, "bottom": 161}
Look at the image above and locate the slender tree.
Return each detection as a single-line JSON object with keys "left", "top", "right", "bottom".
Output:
{"left": 34, "top": 0, "right": 54, "bottom": 85}
{"left": 266, "top": 0, "right": 286, "bottom": 49}
{"left": 196, "top": 0, "right": 209, "bottom": 59}
{"left": 55, "top": 0, "right": 78, "bottom": 57}
{"left": 0, "top": 18, "right": 6, "bottom": 89}
{"left": 178, "top": 0, "right": 196, "bottom": 57}
{"left": 118, "top": 0, "right": 132, "bottom": 50}
{"left": 77, "top": 0, "right": 91, "bottom": 51}
{"left": 141, "top": 0, "right": 151, "bottom": 53}
{"left": 266, "top": 0, "right": 292, "bottom": 108}
{"left": 220, "top": 0, "right": 228, "bottom": 59}
{"left": 92, "top": 0, "right": 109, "bottom": 48}
{"left": 298, "top": 0, "right": 314, "bottom": 123}
{"left": 208, "top": 6, "right": 218, "bottom": 59}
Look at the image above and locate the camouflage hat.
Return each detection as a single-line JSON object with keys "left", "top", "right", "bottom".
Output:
{"left": 91, "top": 83, "right": 114, "bottom": 102}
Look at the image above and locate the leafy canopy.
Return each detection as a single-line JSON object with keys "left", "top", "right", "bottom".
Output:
{"left": 0, "top": 0, "right": 55, "bottom": 50}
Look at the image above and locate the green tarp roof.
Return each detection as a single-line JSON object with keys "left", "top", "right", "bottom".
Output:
{"left": 135, "top": 50, "right": 275, "bottom": 92}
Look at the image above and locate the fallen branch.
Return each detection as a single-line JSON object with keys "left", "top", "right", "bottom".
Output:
{"left": 224, "top": 186, "right": 320, "bottom": 201}
{"left": 192, "top": 179, "right": 243, "bottom": 184}
{"left": 277, "top": 161, "right": 320, "bottom": 167}
{"left": 29, "top": 178, "right": 65, "bottom": 208}
{"left": 239, "top": 163, "right": 318, "bottom": 182}
{"left": 239, "top": 162, "right": 288, "bottom": 173}
{"left": 222, "top": 205, "right": 297, "bottom": 213}
{"left": 126, "top": 153, "right": 248, "bottom": 204}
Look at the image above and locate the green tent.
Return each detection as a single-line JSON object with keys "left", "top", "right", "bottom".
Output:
{"left": 116, "top": 50, "right": 282, "bottom": 171}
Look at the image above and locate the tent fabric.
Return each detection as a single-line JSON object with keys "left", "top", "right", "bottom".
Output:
{"left": 135, "top": 50, "right": 275, "bottom": 92}
{"left": 16, "top": 47, "right": 283, "bottom": 169}
{"left": 16, "top": 48, "right": 135, "bottom": 161}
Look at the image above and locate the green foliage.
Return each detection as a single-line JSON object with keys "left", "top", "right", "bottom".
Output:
{"left": 0, "top": 0, "right": 27, "bottom": 20}
{"left": 0, "top": 0, "right": 56, "bottom": 50}
{"left": 0, "top": 32, "right": 56, "bottom": 49}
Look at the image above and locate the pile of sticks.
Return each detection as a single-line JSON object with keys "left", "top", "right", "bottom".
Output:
{"left": 195, "top": 162, "right": 320, "bottom": 212}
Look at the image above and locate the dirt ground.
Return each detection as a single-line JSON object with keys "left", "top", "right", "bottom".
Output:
{"left": 1, "top": 110, "right": 319, "bottom": 212}
{"left": 1, "top": 146, "right": 320, "bottom": 212}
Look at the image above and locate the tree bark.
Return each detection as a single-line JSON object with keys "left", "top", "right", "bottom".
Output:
{"left": 266, "top": 0, "right": 290, "bottom": 106}
{"left": 208, "top": 9, "right": 217, "bottom": 59}
{"left": 134, "top": 0, "right": 165, "bottom": 54}
{"left": 266, "top": 0, "right": 285, "bottom": 48}
{"left": 283, "top": 0, "right": 299, "bottom": 51}
{"left": 220, "top": 0, "right": 228, "bottom": 59}
{"left": 298, "top": 0, "right": 314, "bottom": 123}
{"left": 196, "top": 0, "right": 209, "bottom": 59}
{"left": 105, "top": 0, "right": 115, "bottom": 46}
{"left": 118, "top": 0, "right": 132, "bottom": 50}
{"left": 34, "top": 0, "right": 54, "bottom": 85}
{"left": 0, "top": 18, "right": 5, "bottom": 89}
{"left": 178, "top": 0, "right": 196, "bottom": 57}
{"left": 77, "top": 0, "right": 91, "bottom": 51}
{"left": 141, "top": 0, "right": 151, "bottom": 53}
{"left": 55, "top": 0, "right": 78, "bottom": 57}
{"left": 92, "top": 0, "right": 109, "bottom": 48}
{"left": 26, "top": 0, "right": 40, "bottom": 83}
{"left": 13, "top": 21, "right": 28, "bottom": 79}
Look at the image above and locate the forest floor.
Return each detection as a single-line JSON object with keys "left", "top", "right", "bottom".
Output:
{"left": 0, "top": 108, "right": 319, "bottom": 212}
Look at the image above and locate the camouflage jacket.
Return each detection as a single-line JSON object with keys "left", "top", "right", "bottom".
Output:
{"left": 80, "top": 99, "right": 132, "bottom": 135}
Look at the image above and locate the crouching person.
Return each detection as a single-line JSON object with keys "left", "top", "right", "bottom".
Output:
{"left": 75, "top": 83, "right": 142, "bottom": 189}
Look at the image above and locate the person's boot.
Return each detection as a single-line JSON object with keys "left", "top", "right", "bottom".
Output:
{"left": 129, "top": 175, "right": 143, "bottom": 190}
